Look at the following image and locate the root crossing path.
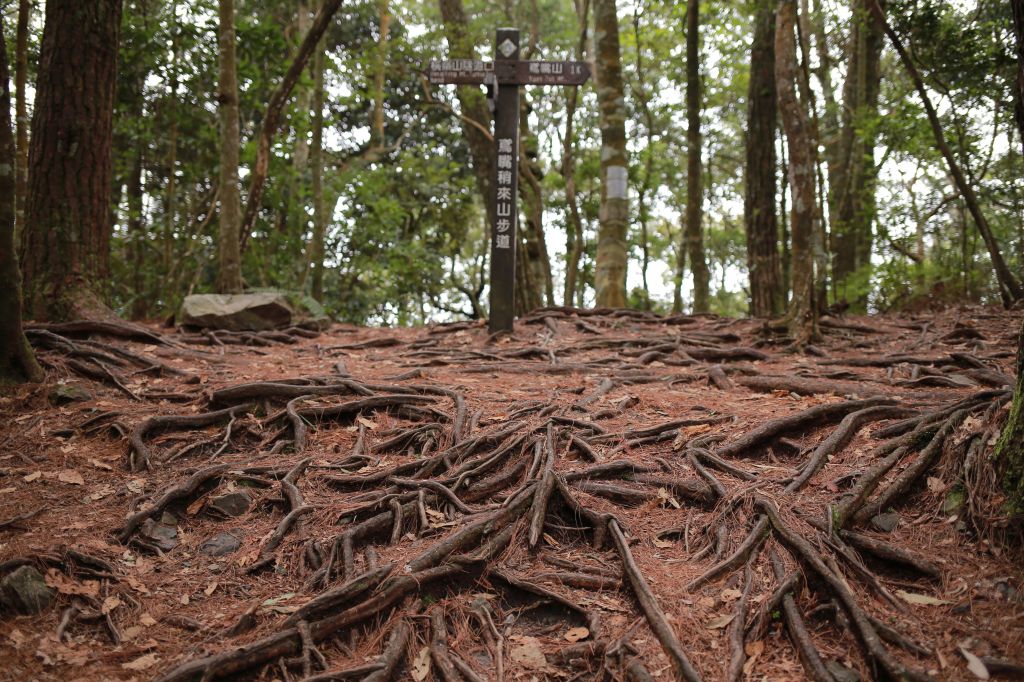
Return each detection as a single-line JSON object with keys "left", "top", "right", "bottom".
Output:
{"left": 1, "top": 306, "right": 1022, "bottom": 681}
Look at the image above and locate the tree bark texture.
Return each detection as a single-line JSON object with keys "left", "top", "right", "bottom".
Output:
{"left": 593, "top": 0, "right": 630, "bottom": 308}
{"left": 1013, "top": 0, "right": 1024, "bottom": 156}
{"left": 830, "top": 0, "right": 882, "bottom": 301}
{"left": 562, "top": 0, "right": 590, "bottom": 307}
{"left": 216, "top": 0, "right": 244, "bottom": 294}
{"left": 995, "top": 318, "right": 1024, "bottom": 513}
{"left": 744, "top": 0, "right": 781, "bottom": 318}
{"left": 870, "top": 0, "right": 1022, "bottom": 305}
{"left": 775, "top": 0, "right": 818, "bottom": 344}
{"left": 685, "top": 0, "right": 710, "bottom": 313}
{"left": 0, "top": 20, "right": 43, "bottom": 383}
{"left": 14, "top": 0, "right": 30, "bottom": 249}
{"left": 21, "top": 0, "right": 122, "bottom": 321}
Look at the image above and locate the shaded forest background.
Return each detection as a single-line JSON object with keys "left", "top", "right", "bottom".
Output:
{"left": 3, "top": 0, "right": 1022, "bottom": 328}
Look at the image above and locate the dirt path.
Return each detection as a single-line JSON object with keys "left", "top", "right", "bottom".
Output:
{"left": 1, "top": 306, "right": 1022, "bottom": 681}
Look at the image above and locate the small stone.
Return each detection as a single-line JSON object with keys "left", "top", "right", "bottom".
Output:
{"left": 160, "top": 511, "right": 178, "bottom": 526}
{"left": 207, "top": 491, "right": 252, "bottom": 518}
{"left": 1, "top": 566, "right": 55, "bottom": 615}
{"left": 200, "top": 532, "right": 240, "bottom": 557}
{"left": 870, "top": 512, "right": 899, "bottom": 533}
{"left": 942, "top": 489, "right": 964, "bottom": 515}
{"left": 140, "top": 518, "right": 179, "bottom": 552}
{"left": 826, "top": 661, "right": 861, "bottom": 682}
{"left": 48, "top": 384, "right": 92, "bottom": 405}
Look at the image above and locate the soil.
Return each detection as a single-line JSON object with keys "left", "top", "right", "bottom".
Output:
{"left": 0, "top": 305, "right": 1022, "bottom": 681}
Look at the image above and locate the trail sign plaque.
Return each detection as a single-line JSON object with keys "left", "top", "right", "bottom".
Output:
{"left": 428, "top": 29, "right": 591, "bottom": 334}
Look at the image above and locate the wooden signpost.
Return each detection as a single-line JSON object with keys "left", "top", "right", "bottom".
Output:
{"left": 428, "top": 28, "right": 590, "bottom": 334}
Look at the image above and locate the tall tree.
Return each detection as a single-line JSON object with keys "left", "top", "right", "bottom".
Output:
{"left": 0, "top": 18, "right": 42, "bottom": 384}
{"left": 216, "top": 0, "right": 244, "bottom": 294}
{"left": 20, "top": 0, "right": 123, "bottom": 321}
{"left": 13, "top": 0, "right": 30, "bottom": 248}
{"left": 308, "top": 16, "right": 328, "bottom": 302}
{"left": 593, "top": 0, "right": 630, "bottom": 308}
{"left": 830, "top": 0, "right": 883, "bottom": 302}
{"left": 744, "top": 0, "right": 781, "bottom": 317}
{"left": 684, "top": 0, "right": 710, "bottom": 313}
{"left": 870, "top": 1, "right": 1022, "bottom": 305}
{"left": 775, "top": 0, "right": 818, "bottom": 344}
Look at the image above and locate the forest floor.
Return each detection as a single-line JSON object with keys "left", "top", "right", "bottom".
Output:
{"left": 0, "top": 305, "right": 1022, "bottom": 682}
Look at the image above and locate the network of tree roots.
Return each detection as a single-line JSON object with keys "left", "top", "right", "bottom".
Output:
{"left": 1, "top": 306, "right": 1023, "bottom": 681}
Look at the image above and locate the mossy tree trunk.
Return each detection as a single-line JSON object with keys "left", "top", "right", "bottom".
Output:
{"left": 995, "top": 319, "right": 1024, "bottom": 510}
{"left": 0, "top": 19, "right": 43, "bottom": 384}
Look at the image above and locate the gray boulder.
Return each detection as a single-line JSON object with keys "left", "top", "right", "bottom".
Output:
{"left": 1, "top": 566, "right": 55, "bottom": 615}
{"left": 179, "top": 293, "right": 294, "bottom": 331}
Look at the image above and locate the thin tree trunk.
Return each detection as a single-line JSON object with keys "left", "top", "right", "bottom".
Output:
{"left": 308, "top": 32, "right": 327, "bottom": 302}
{"left": 1013, "top": 0, "right": 1024, "bottom": 155}
{"left": 593, "top": 0, "right": 630, "bottom": 308}
{"left": 776, "top": 0, "right": 818, "bottom": 345}
{"left": 127, "top": 140, "right": 146, "bottom": 319}
{"left": 437, "top": 0, "right": 497, "bottom": 233}
{"left": 632, "top": 6, "right": 655, "bottom": 310}
{"left": 238, "top": 0, "right": 345, "bottom": 251}
{"left": 0, "top": 19, "right": 42, "bottom": 383}
{"left": 372, "top": 0, "right": 391, "bottom": 147}
{"left": 744, "top": 0, "right": 781, "bottom": 318}
{"left": 13, "top": 0, "right": 30, "bottom": 250}
{"left": 564, "top": 0, "right": 591, "bottom": 307}
{"left": 216, "top": 0, "right": 244, "bottom": 294}
{"left": 21, "top": 0, "right": 122, "bottom": 321}
{"left": 685, "top": 0, "right": 710, "bottom": 313}
{"left": 870, "top": 0, "right": 1022, "bottom": 304}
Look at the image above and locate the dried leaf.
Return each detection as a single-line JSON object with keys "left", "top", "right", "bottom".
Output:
{"left": 356, "top": 416, "right": 378, "bottom": 429}
{"left": 410, "top": 646, "right": 431, "bottom": 681}
{"left": 101, "top": 596, "right": 122, "bottom": 614}
{"left": 896, "top": 590, "right": 950, "bottom": 606}
{"left": 138, "top": 613, "right": 157, "bottom": 627}
{"left": 58, "top": 469, "right": 85, "bottom": 485}
{"left": 509, "top": 636, "right": 548, "bottom": 669}
{"left": 125, "top": 575, "right": 150, "bottom": 595}
{"left": 23, "top": 471, "right": 41, "bottom": 482}
{"left": 720, "top": 589, "right": 743, "bottom": 602}
{"left": 564, "top": 627, "right": 589, "bottom": 643}
{"left": 927, "top": 477, "right": 947, "bottom": 493}
{"left": 959, "top": 648, "right": 990, "bottom": 680}
{"left": 653, "top": 539, "right": 675, "bottom": 549}
{"left": 121, "top": 653, "right": 159, "bottom": 671}
{"left": 743, "top": 640, "right": 764, "bottom": 675}
{"left": 706, "top": 614, "right": 735, "bottom": 630}
{"left": 44, "top": 569, "right": 99, "bottom": 597}
{"left": 204, "top": 582, "right": 218, "bottom": 596}
{"left": 89, "top": 458, "right": 113, "bottom": 471}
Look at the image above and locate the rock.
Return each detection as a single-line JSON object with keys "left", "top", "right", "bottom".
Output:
{"left": 140, "top": 518, "right": 179, "bottom": 552}
{"left": 281, "top": 291, "right": 331, "bottom": 331}
{"left": 942, "top": 489, "right": 964, "bottom": 515}
{"left": 48, "top": 384, "right": 92, "bottom": 405}
{"left": 0, "top": 566, "right": 55, "bottom": 615}
{"left": 178, "top": 293, "right": 294, "bottom": 331}
{"left": 207, "top": 491, "right": 252, "bottom": 518}
{"left": 870, "top": 512, "right": 900, "bottom": 533}
{"left": 826, "top": 661, "right": 861, "bottom": 682}
{"left": 200, "top": 532, "right": 240, "bottom": 557}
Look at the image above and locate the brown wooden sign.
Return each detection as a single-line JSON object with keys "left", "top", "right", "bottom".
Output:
{"left": 429, "top": 30, "right": 591, "bottom": 333}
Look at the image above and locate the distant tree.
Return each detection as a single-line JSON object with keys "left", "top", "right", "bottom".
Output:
{"left": 216, "top": 0, "right": 244, "bottom": 294}
{"left": 13, "top": 0, "right": 30, "bottom": 246}
{"left": 20, "top": 0, "right": 122, "bottom": 321}
{"left": 0, "top": 18, "right": 42, "bottom": 383}
{"left": 775, "top": 0, "right": 818, "bottom": 345}
{"left": 684, "top": 0, "right": 710, "bottom": 313}
{"left": 744, "top": 0, "right": 781, "bottom": 318}
{"left": 593, "top": 0, "right": 630, "bottom": 308}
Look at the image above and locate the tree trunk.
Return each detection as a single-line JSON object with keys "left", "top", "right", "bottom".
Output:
{"left": 1013, "top": 0, "right": 1024, "bottom": 156}
{"left": 870, "top": 0, "right": 1022, "bottom": 305}
{"left": 238, "top": 0, "right": 345, "bottom": 251}
{"left": 14, "top": 0, "right": 30, "bottom": 250}
{"left": 685, "top": 0, "right": 710, "bottom": 313}
{"left": 127, "top": 139, "right": 147, "bottom": 319}
{"left": 593, "top": 0, "right": 629, "bottom": 308}
{"left": 830, "top": 0, "right": 882, "bottom": 304}
{"left": 216, "top": 0, "right": 244, "bottom": 294}
{"left": 309, "top": 31, "right": 327, "bottom": 302}
{"left": 0, "top": 20, "right": 43, "bottom": 383}
{"left": 437, "top": 0, "right": 497, "bottom": 234}
{"left": 21, "top": 0, "right": 122, "bottom": 321}
{"left": 372, "top": 0, "right": 391, "bottom": 147}
{"left": 744, "top": 0, "right": 781, "bottom": 318}
{"left": 775, "top": 0, "right": 818, "bottom": 345}
{"left": 995, "top": 319, "right": 1024, "bottom": 513}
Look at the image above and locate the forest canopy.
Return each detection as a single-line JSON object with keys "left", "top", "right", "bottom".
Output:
{"left": 3, "top": 0, "right": 1021, "bottom": 327}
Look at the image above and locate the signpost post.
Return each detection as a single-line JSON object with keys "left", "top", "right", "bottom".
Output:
{"left": 428, "top": 29, "right": 590, "bottom": 334}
